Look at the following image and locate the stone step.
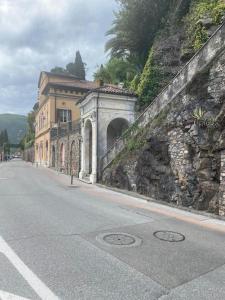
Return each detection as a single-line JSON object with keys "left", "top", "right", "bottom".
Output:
{"left": 79, "top": 176, "right": 91, "bottom": 184}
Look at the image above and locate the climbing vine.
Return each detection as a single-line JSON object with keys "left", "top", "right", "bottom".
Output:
{"left": 185, "top": 0, "right": 225, "bottom": 51}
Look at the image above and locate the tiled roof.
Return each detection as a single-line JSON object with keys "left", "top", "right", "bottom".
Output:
{"left": 78, "top": 84, "right": 136, "bottom": 103}
{"left": 51, "top": 80, "right": 99, "bottom": 90}
{"left": 42, "top": 80, "right": 99, "bottom": 95}
{"left": 96, "top": 84, "right": 136, "bottom": 96}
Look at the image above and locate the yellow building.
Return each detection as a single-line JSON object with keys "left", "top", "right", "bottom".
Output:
{"left": 35, "top": 71, "right": 98, "bottom": 166}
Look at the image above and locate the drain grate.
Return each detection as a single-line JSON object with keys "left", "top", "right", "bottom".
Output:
{"left": 96, "top": 232, "right": 142, "bottom": 248}
{"left": 153, "top": 231, "right": 185, "bottom": 242}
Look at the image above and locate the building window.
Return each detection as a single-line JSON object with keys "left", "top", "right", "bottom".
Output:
{"left": 57, "top": 109, "right": 72, "bottom": 123}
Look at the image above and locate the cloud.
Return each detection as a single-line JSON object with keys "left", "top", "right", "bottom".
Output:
{"left": 0, "top": 0, "right": 117, "bottom": 114}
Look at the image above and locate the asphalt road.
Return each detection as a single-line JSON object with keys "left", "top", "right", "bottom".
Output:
{"left": 0, "top": 160, "right": 225, "bottom": 300}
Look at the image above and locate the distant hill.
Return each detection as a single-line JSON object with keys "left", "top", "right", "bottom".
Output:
{"left": 0, "top": 114, "right": 27, "bottom": 144}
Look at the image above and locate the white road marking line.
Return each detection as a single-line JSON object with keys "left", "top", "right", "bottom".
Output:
{"left": 0, "top": 290, "right": 31, "bottom": 300}
{"left": 0, "top": 178, "right": 8, "bottom": 180}
{"left": 0, "top": 237, "right": 59, "bottom": 300}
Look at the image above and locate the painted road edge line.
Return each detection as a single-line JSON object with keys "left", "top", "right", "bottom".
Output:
{"left": 0, "top": 236, "right": 59, "bottom": 300}
{"left": 0, "top": 289, "right": 31, "bottom": 300}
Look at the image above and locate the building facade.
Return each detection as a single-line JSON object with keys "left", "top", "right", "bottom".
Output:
{"left": 34, "top": 71, "right": 137, "bottom": 183}
{"left": 78, "top": 85, "right": 137, "bottom": 183}
{"left": 35, "top": 72, "right": 98, "bottom": 167}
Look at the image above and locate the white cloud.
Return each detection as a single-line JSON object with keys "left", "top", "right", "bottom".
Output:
{"left": 0, "top": 0, "right": 117, "bottom": 114}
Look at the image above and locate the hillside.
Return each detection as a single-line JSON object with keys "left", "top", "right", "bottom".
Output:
{"left": 0, "top": 114, "right": 27, "bottom": 144}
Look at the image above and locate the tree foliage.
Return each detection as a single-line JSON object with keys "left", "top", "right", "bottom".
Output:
{"left": 50, "top": 66, "right": 68, "bottom": 74}
{"left": 51, "top": 51, "right": 86, "bottom": 79}
{"left": 105, "top": 0, "right": 170, "bottom": 67}
{"left": 66, "top": 51, "right": 86, "bottom": 80}
{"left": 20, "top": 110, "right": 36, "bottom": 150}
{"left": 94, "top": 58, "right": 137, "bottom": 86}
{"left": 0, "top": 129, "right": 10, "bottom": 154}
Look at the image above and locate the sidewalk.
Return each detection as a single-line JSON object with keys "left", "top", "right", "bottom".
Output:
{"left": 32, "top": 163, "right": 225, "bottom": 234}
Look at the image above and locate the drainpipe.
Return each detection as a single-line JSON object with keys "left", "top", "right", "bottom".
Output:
{"left": 96, "top": 92, "right": 99, "bottom": 181}
{"left": 54, "top": 96, "right": 57, "bottom": 123}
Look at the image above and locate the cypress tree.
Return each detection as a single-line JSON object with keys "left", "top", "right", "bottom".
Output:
{"left": 0, "top": 131, "right": 3, "bottom": 146}
{"left": 74, "top": 51, "right": 86, "bottom": 80}
{"left": 3, "top": 129, "right": 9, "bottom": 143}
{"left": 66, "top": 51, "right": 86, "bottom": 80}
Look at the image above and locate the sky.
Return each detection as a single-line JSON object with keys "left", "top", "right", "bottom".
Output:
{"left": 0, "top": 0, "right": 117, "bottom": 115}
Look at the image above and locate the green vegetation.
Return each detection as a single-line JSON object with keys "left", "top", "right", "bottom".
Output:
{"left": 0, "top": 129, "right": 10, "bottom": 155}
{"left": 126, "top": 130, "right": 146, "bottom": 152}
{"left": 94, "top": 58, "right": 137, "bottom": 86}
{"left": 99, "top": 0, "right": 225, "bottom": 111}
{"left": 20, "top": 110, "right": 36, "bottom": 150}
{"left": 51, "top": 50, "right": 86, "bottom": 79}
{"left": 105, "top": 0, "right": 170, "bottom": 68}
{"left": 192, "top": 107, "right": 219, "bottom": 130}
{"left": 137, "top": 48, "right": 167, "bottom": 107}
{"left": 0, "top": 114, "right": 27, "bottom": 144}
{"left": 185, "top": 0, "right": 225, "bottom": 51}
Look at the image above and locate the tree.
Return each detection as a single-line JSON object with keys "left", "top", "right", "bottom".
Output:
{"left": 94, "top": 58, "right": 137, "bottom": 86}
{"left": 94, "top": 64, "right": 112, "bottom": 83}
{"left": 50, "top": 66, "right": 68, "bottom": 75}
{"left": 20, "top": 110, "right": 36, "bottom": 151}
{"left": 66, "top": 51, "right": 86, "bottom": 80}
{"left": 105, "top": 0, "right": 170, "bottom": 68}
{"left": 50, "top": 51, "right": 86, "bottom": 80}
{"left": 0, "top": 129, "right": 10, "bottom": 156}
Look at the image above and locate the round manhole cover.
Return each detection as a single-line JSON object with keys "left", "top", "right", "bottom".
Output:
{"left": 153, "top": 231, "right": 185, "bottom": 242}
{"left": 96, "top": 232, "right": 142, "bottom": 248}
{"left": 103, "top": 234, "right": 135, "bottom": 246}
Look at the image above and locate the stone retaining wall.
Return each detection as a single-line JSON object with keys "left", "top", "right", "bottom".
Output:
{"left": 101, "top": 22, "right": 225, "bottom": 172}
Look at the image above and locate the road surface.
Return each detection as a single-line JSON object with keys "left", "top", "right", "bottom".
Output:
{"left": 0, "top": 160, "right": 225, "bottom": 299}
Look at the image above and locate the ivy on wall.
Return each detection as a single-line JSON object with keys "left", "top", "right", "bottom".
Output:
{"left": 185, "top": 0, "right": 225, "bottom": 51}
{"left": 137, "top": 48, "right": 167, "bottom": 108}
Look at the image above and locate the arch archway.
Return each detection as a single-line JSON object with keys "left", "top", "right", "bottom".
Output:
{"left": 70, "top": 141, "right": 79, "bottom": 176}
{"left": 60, "top": 143, "right": 65, "bottom": 170}
{"left": 39, "top": 142, "right": 43, "bottom": 162}
{"left": 84, "top": 120, "right": 92, "bottom": 175}
{"left": 107, "top": 118, "right": 129, "bottom": 150}
{"left": 52, "top": 145, "right": 56, "bottom": 167}
{"left": 46, "top": 141, "right": 48, "bottom": 162}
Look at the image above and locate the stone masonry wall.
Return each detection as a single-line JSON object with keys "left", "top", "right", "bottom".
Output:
{"left": 102, "top": 45, "right": 225, "bottom": 216}
{"left": 220, "top": 151, "right": 225, "bottom": 216}
{"left": 101, "top": 22, "right": 225, "bottom": 172}
{"left": 50, "top": 130, "right": 81, "bottom": 177}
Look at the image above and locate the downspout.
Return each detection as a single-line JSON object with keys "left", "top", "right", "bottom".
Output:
{"left": 96, "top": 92, "right": 99, "bottom": 181}
{"left": 55, "top": 96, "right": 57, "bottom": 123}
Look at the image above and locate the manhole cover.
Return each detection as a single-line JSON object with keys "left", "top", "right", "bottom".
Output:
{"left": 153, "top": 231, "right": 185, "bottom": 242}
{"left": 103, "top": 234, "right": 135, "bottom": 245}
{"left": 96, "top": 232, "right": 142, "bottom": 248}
